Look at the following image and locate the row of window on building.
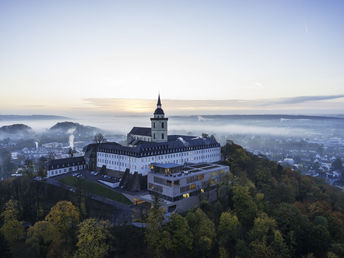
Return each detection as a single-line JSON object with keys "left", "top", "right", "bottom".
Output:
{"left": 48, "top": 165, "right": 84, "bottom": 177}
{"left": 98, "top": 148, "right": 219, "bottom": 162}
{"left": 98, "top": 154, "right": 218, "bottom": 171}
{"left": 98, "top": 147, "right": 219, "bottom": 159}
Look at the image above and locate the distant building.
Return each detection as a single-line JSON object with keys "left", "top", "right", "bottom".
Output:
{"left": 11, "top": 168, "right": 23, "bottom": 177}
{"left": 278, "top": 158, "right": 295, "bottom": 167}
{"left": 47, "top": 156, "right": 85, "bottom": 178}
{"left": 97, "top": 95, "right": 221, "bottom": 176}
{"left": 127, "top": 127, "right": 152, "bottom": 143}
{"left": 11, "top": 152, "right": 19, "bottom": 160}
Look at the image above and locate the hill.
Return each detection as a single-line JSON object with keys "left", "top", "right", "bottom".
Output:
{"left": 49, "top": 121, "right": 102, "bottom": 138}
{"left": 0, "top": 124, "right": 34, "bottom": 140}
{"left": 145, "top": 142, "right": 344, "bottom": 257}
{"left": 0, "top": 124, "right": 32, "bottom": 134}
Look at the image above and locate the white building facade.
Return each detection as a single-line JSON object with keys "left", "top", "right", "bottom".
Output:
{"left": 47, "top": 156, "right": 85, "bottom": 178}
{"left": 97, "top": 144, "right": 221, "bottom": 175}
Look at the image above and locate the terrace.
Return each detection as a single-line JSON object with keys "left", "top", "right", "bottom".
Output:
{"left": 150, "top": 162, "right": 224, "bottom": 179}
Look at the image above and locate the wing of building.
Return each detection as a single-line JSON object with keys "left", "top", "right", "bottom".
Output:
{"left": 47, "top": 156, "right": 85, "bottom": 177}
{"left": 97, "top": 95, "right": 221, "bottom": 176}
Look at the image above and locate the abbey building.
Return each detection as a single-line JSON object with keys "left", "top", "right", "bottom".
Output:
{"left": 96, "top": 95, "right": 222, "bottom": 175}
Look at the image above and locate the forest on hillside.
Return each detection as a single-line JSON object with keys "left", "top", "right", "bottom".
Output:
{"left": 1, "top": 142, "right": 344, "bottom": 257}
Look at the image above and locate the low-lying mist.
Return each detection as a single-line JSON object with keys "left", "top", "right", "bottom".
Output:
{"left": 1, "top": 114, "right": 342, "bottom": 145}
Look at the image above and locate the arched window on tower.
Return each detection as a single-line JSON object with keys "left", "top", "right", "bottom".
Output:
{"left": 162, "top": 133, "right": 164, "bottom": 139}
{"left": 153, "top": 122, "right": 155, "bottom": 128}
{"left": 153, "top": 133, "right": 155, "bottom": 139}
{"left": 162, "top": 122, "right": 164, "bottom": 128}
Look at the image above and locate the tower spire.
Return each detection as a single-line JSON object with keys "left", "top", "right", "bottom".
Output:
{"left": 157, "top": 93, "right": 161, "bottom": 107}
{"left": 151, "top": 93, "right": 168, "bottom": 143}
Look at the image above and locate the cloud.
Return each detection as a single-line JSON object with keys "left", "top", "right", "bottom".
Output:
{"left": 261, "top": 94, "right": 344, "bottom": 106}
{"left": 82, "top": 94, "right": 344, "bottom": 115}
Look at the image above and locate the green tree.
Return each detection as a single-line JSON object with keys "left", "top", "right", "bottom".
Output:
{"left": 248, "top": 213, "right": 283, "bottom": 258}
{"left": 145, "top": 206, "right": 165, "bottom": 257}
{"left": 74, "top": 218, "right": 112, "bottom": 258}
{"left": 232, "top": 185, "right": 257, "bottom": 228}
{"left": 249, "top": 239, "right": 274, "bottom": 258}
{"left": 235, "top": 239, "right": 251, "bottom": 258}
{"left": 271, "top": 230, "right": 290, "bottom": 258}
{"left": 0, "top": 200, "right": 25, "bottom": 244}
{"left": 186, "top": 208, "right": 216, "bottom": 256}
{"left": 309, "top": 223, "right": 330, "bottom": 255}
{"left": 218, "top": 211, "right": 240, "bottom": 253}
{"left": 248, "top": 212, "right": 276, "bottom": 242}
{"left": 273, "top": 203, "right": 312, "bottom": 256}
{"left": 164, "top": 213, "right": 193, "bottom": 257}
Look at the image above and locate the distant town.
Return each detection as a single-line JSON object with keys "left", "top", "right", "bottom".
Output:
{"left": 222, "top": 132, "right": 344, "bottom": 187}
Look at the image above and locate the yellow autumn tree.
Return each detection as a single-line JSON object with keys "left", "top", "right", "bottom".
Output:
{"left": 45, "top": 200, "right": 80, "bottom": 238}
{"left": 44, "top": 200, "right": 80, "bottom": 255}
{"left": 74, "top": 218, "right": 112, "bottom": 258}
{"left": 26, "top": 221, "right": 59, "bottom": 257}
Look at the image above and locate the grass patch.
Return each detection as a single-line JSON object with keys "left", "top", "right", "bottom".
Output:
{"left": 59, "top": 176, "right": 132, "bottom": 205}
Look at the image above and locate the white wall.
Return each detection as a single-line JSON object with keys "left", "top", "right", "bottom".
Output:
{"left": 97, "top": 147, "right": 221, "bottom": 175}
{"left": 47, "top": 164, "right": 85, "bottom": 178}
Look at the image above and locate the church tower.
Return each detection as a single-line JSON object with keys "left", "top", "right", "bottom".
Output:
{"left": 151, "top": 94, "right": 168, "bottom": 142}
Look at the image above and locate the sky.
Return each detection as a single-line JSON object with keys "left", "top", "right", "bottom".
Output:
{"left": 0, "top": 0, "right": 343, "bottom": 116}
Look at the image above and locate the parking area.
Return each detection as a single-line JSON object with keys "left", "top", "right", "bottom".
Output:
{"left": 49, "top": 169, "right": 123, "bottom": 189}
{"left": 47, "top": 170, "right": 132, "bottom": 205}
{"left": 82, "top": 170, "right": 121, "bottom": 184}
